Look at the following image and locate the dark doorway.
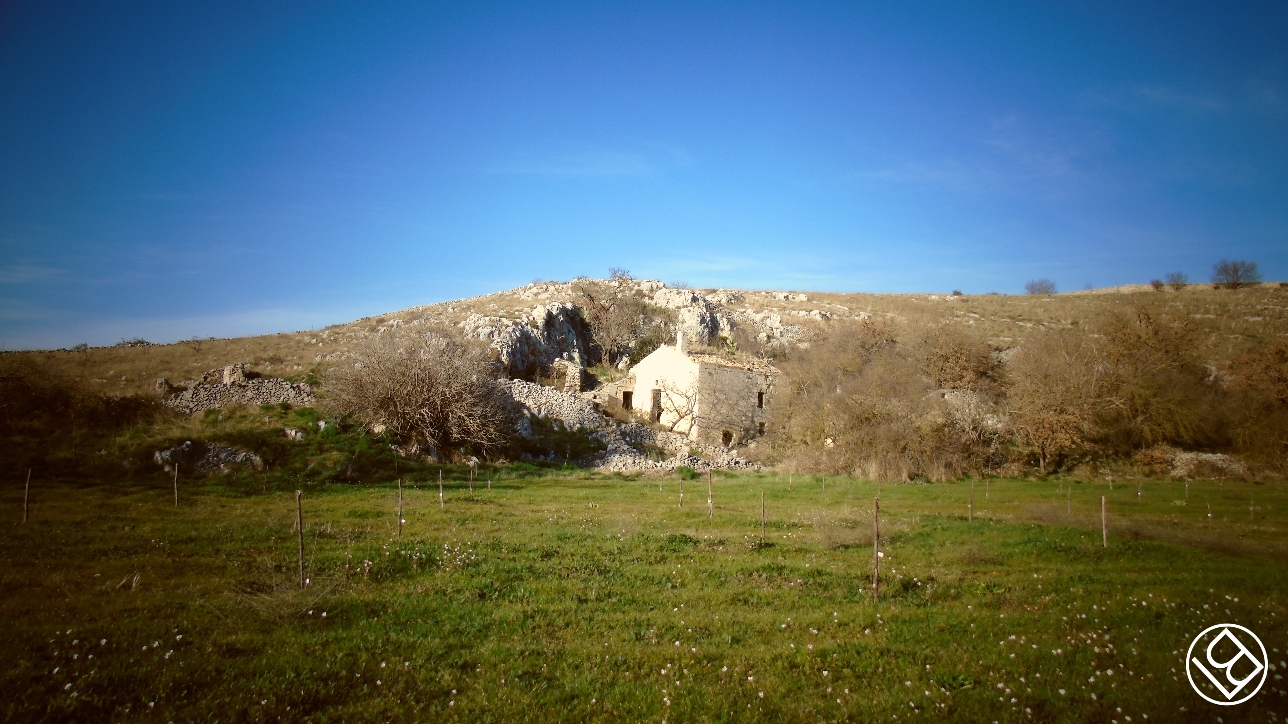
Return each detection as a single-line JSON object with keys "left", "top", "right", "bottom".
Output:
{"left": 651, "top": 389, "right": 662, "bottom": 423}
{"left": 757, "top": 391, "right": 764, "bottom": 408}
{"left": 622, "top": 391, "right": 633, "bottom": 410}
{"left": 758, "top": 422, "right": 765, "bottom": 435}
{"left": 721, "top": 430, "right": 733, "bottom": 447}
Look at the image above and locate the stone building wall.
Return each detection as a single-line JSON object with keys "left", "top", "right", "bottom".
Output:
{"left": 693, "top": 362, "right": 774, "bottom": 447}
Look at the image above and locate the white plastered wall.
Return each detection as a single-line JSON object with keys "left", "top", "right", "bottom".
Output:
{"left": 626, "top": 344, "right": 700, "bottom": 435}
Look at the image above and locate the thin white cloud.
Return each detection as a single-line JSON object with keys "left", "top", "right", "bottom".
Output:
{"left": 0, "top": 264, "right": 65, "bottom": 285}
{"left": 1081, "top": 84, "right": 1227, "bottom": 112}
{"left": 1134, "top": 85, "right": 1226, "bottom": 110}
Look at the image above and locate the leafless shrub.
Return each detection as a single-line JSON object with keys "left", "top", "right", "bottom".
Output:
{"left": 763, "top": 322, "right": 996, "bottom": 480}
{"left": 912, "top": 325, "right": 997, "bottom": 392}
{"left": 1150, "top": 279, "right": 1165, "bottom": 291}
{"left": 1006, "top": 333, "right": 1106, "bottom": 474}
{"left": 1212, "top": 259, "right": 1262, "bottom": 289}
{"left": 1133, "top": 444, "right": 1179, "bottom": 475}
{"left": 1229, "top": 340, "right": 1288, "bottom": 408}
{"left": 1165, "top": 272, "right": 1188, "bottom": 291}
{"left": 1097, "top": 308, "right": 1222, "bottom": 451}
{"left": 1025, "top": 279, "right": 1057, "bottom": 295}
{"left": 323, "top": 333, "right": 514, "bottom": 460}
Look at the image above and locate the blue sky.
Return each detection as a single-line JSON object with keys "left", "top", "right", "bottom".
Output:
{"left": 1, "top": 1, "right": 1285, "bottom": 348}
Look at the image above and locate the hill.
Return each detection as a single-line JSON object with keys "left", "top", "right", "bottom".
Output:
{"left": 13, "top": 278, "right": 1288, "bottom": 397}
{"left": 3, "top": 278, "right": 1287, "bottom": 481}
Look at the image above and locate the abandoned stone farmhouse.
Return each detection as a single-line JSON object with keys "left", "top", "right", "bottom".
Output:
{"left": 605, "top": 332, "right": 776, "bottom": 447}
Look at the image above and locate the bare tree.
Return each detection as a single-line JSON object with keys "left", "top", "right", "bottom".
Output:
{"left": 1212, "top": 259, "right": 1262, "bottom": 289}
{"left": 1025, "top": 279, "right": 1057, "bottom": 295}
{"left": 1165, "top": 271, "right": 1188, "bottom": 291}
{"left": 572, "top": 276, "right": 663, "bottom": 366}
{"left": 658, "top": 379, "right": 700, "bottom": 433}
{"left": 1150, "top": 279, "right": 1165, "bottom": 291}
{"left": 324, "top": 333, "right": 514, "bottom": 459}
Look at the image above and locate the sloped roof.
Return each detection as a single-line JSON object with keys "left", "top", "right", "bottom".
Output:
{"left": 687, "top": 352, "right": 778, "bottom": 374}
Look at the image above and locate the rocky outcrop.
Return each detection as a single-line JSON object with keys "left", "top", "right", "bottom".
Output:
{"left": 676, "top": 306, "right": 736, "bottom": 345}
{"left": 163, "top": 365, "right": 314, "bottom": 414}
{"left": 461, "top": 302, "right": 594, "bottom": 376}
{"left": 650, "top": 288, "right": 739, "bottom": 345}
{"left": 730, "top": 310, "right": 805, "bottom": 344}
{"left": 153, "top": 440, "right": 264, "bottom": 473}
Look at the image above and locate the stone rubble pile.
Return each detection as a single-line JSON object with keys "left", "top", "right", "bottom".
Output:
{"left": 501, "top": 379, "right": 610, "bottom": 432}
{"left": 1171, "top": 451, "right": 1247, "bottom": 479}
{"left": 161, "top": 365, "right": 314, "bottom": 414}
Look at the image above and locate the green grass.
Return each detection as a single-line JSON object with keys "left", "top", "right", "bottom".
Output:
{"left": 3, "top": 470, "right": 1286, "bottom": 722}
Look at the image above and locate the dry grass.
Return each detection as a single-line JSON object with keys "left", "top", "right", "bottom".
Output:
{"left": 12, "top": 282, "right": 1285, "bottom": 397}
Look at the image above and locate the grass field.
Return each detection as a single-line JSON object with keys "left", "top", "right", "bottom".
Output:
{"left": 3, "top": 469, "right": 1286, "bottom": 722}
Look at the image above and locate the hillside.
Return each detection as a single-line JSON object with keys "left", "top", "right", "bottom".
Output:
{"left": 13, "top": 279, "right": 1288, "bottom": 399}
{"left": 4, "top": 277, "right": 1287, "bottom": 482}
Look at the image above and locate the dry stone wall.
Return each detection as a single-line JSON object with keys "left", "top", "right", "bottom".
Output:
{"left": 163, "top": 365, "right": 314, "bottom": 414}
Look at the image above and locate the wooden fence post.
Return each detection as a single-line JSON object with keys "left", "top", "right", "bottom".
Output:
{"left": 760, "top": 490, "right": 766, "bottom": 543}
{"left": 707, "top": 469, "right": 713, "bottom": 520}
{"left": 295, "top": 490, "right": 305, "bottom": 588}
{"left": 679, "top": 477, "right": 683, "bottom": 509}
{"left": 173, "top": 463, "right": 179, "bottom": 507}
{"left": 438, "top": 469, "right": 444, "bottom": 509}
{"left": 469, "top": 466, "right": 474, "bottom": 494}
{"left": 872, "top": 497, "right": 881, "bottom": 599}
{"left": 488, "top": 476, "right": 492, "bottom": 491}
{"left": 1101, "top": 495, "right": 1107, "bottom": 548}
{"left": 397, "top": 478, "right": 404, "bottom": 538}
{"left": 23, "top": 469, "right": 31, "bottom": 524}
{"left": 969, "top": 480, "right": 974, "bottom": 522}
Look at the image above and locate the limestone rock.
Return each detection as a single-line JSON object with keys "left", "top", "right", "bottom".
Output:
{"left": 153, "top": 440, "right": 263, "bottom": 473}
{"left": 675, "top": 306, "right": 737, "bottom": 345}
{"left": 460, "top": 301, "right": 593, "bottom": 376}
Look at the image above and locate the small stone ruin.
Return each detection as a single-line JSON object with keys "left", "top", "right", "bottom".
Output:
{"left": 159, "top": 364, "right": 314, "bottom": 414}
